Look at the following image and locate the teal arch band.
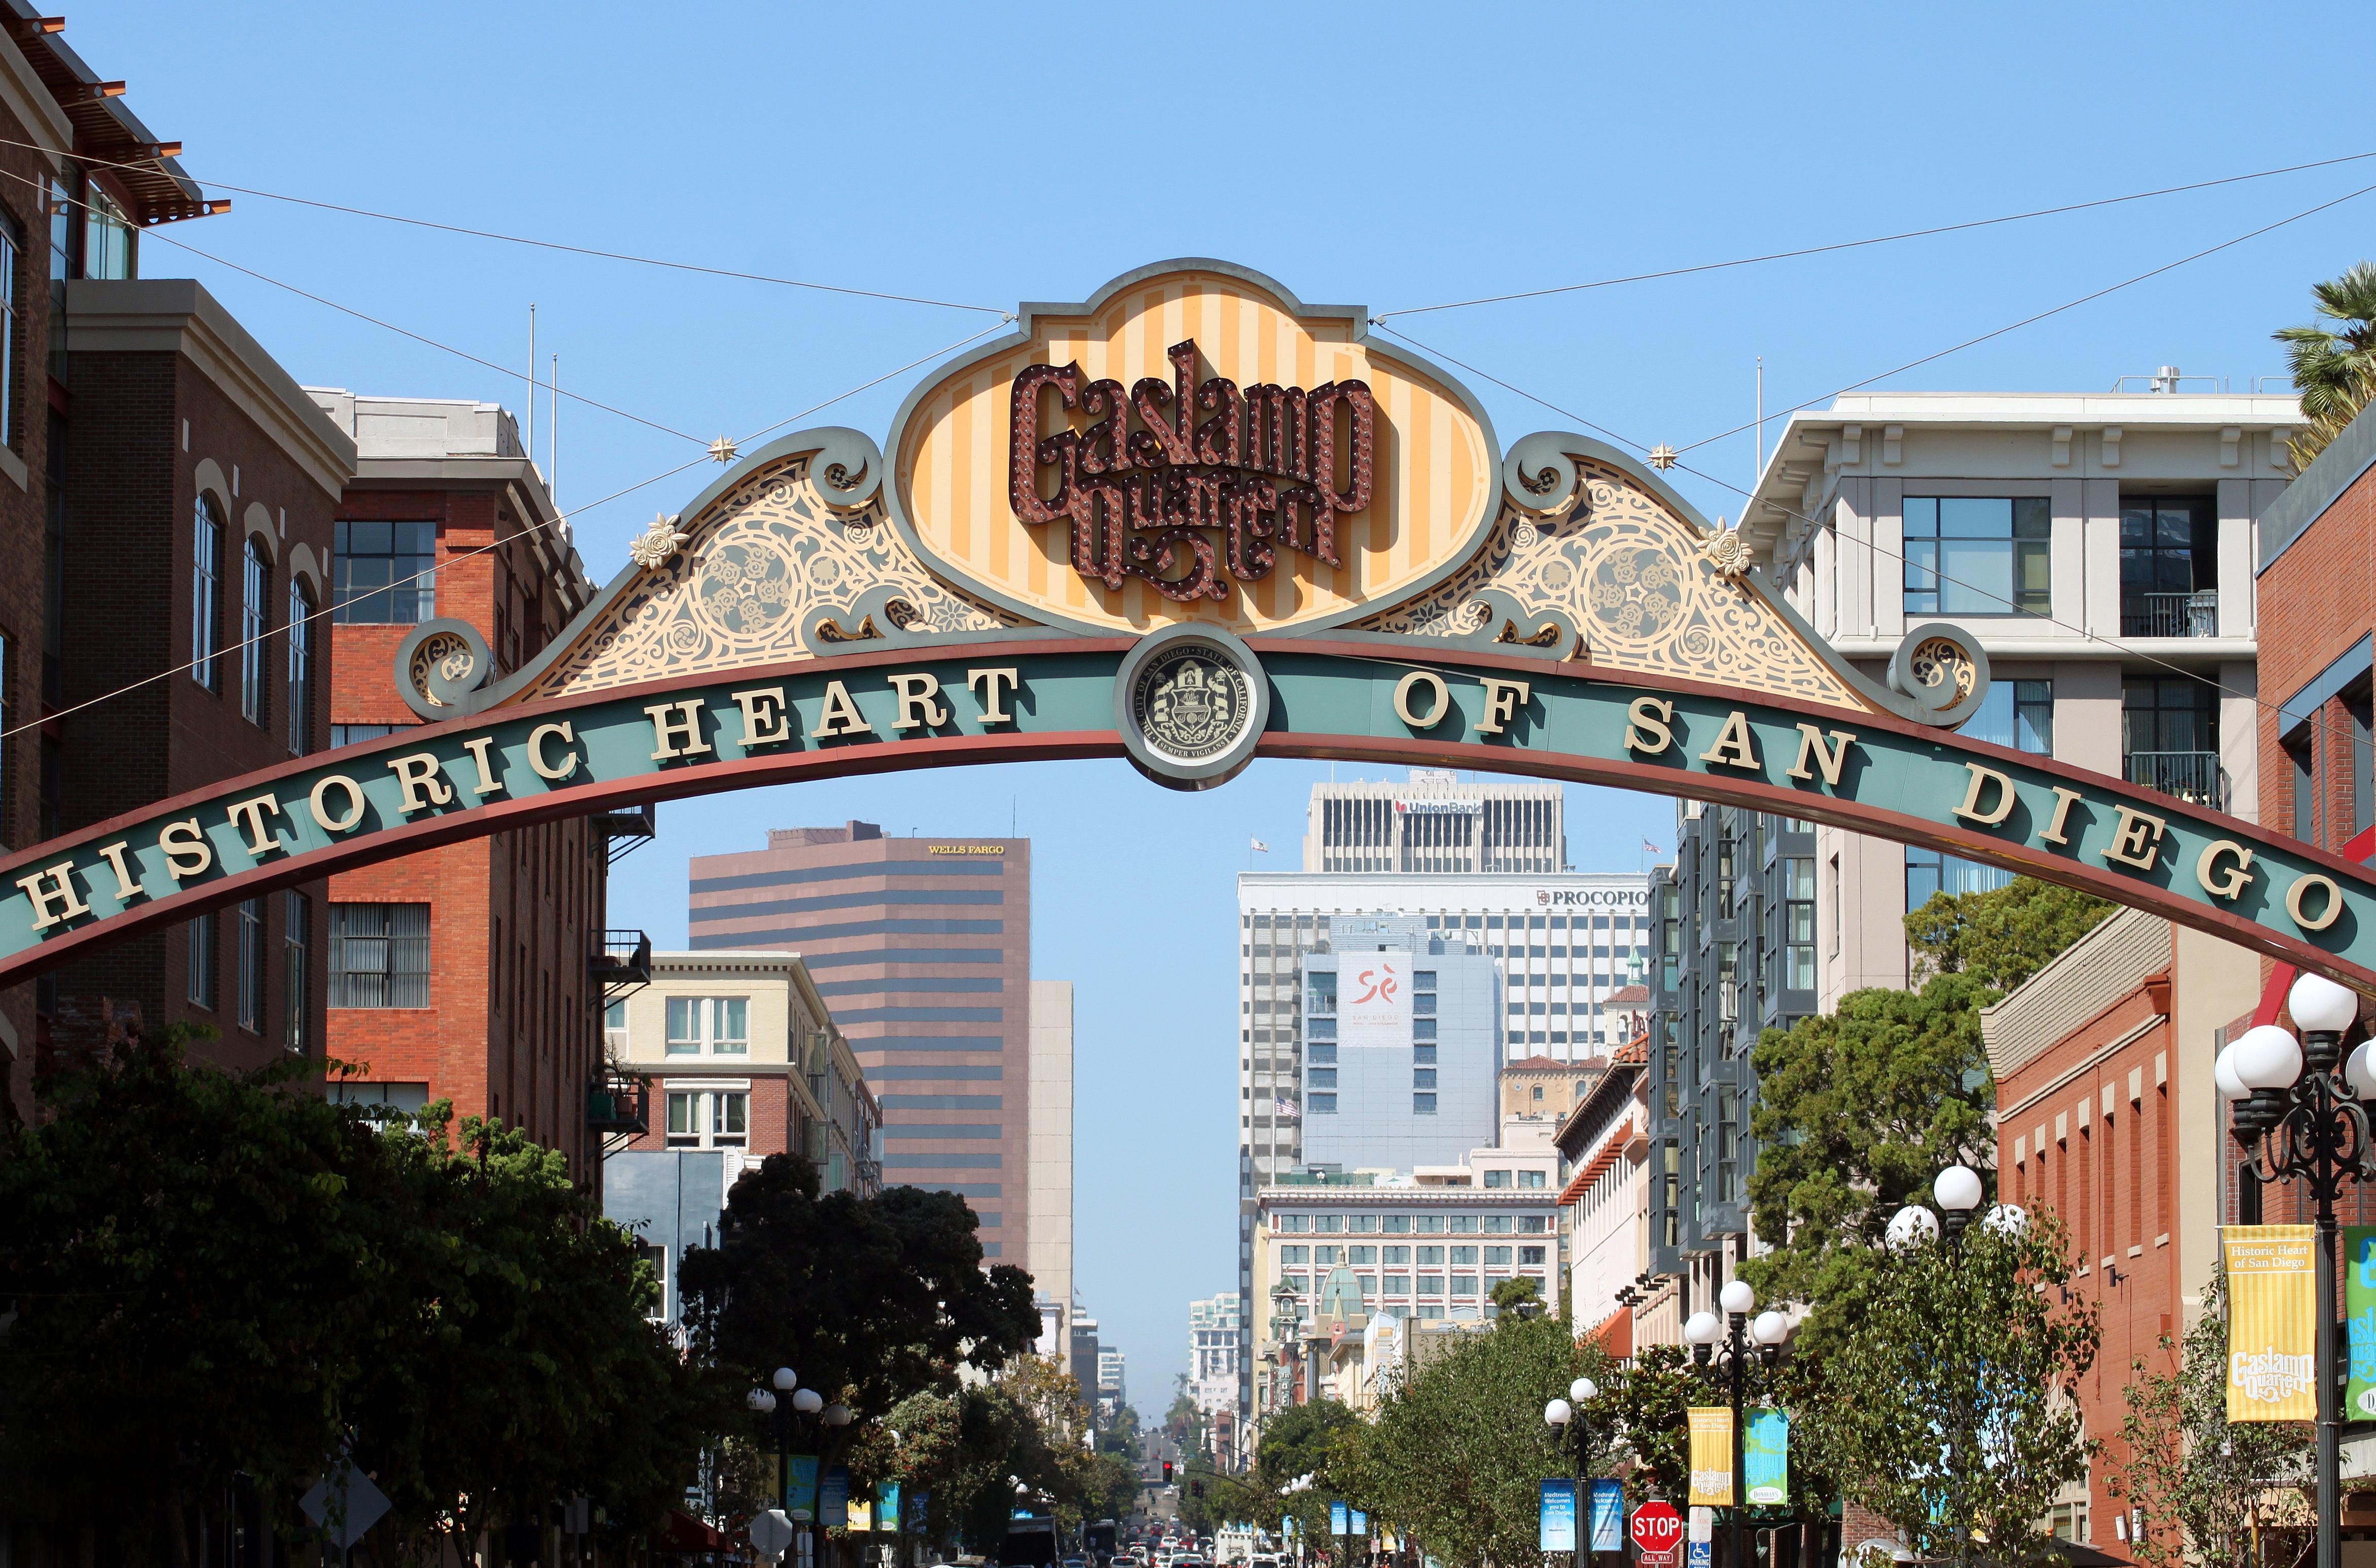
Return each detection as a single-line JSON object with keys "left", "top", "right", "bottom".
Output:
{"left": 1, "top": 638, "right": 2368, "bottom": 990}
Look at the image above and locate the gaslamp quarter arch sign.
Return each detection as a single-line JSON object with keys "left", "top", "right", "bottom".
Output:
{"left": 1, "top": 260, "right": 2368, "bottom": 990}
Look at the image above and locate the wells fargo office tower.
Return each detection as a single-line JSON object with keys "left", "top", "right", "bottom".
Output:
{"left": 687, "top": 824, "right": 1052, "bottom": 1270}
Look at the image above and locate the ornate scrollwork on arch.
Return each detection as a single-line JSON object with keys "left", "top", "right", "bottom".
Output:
{"left": 1352, "top": 460, "right": 1872, "bottom": 713}
{"left": 512, "top": 450, "right": 1023, "bottom": 706}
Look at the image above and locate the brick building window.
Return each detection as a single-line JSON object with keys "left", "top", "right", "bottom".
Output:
{"left": 192, "top": 495, "right": 225, "bottom": 690}
{"left": 240, "top": 538, "right": 269, "bottom": 727}
{"left": 83, "top": 184, "right": 133, "bottom": 280}
{"left": 286, "top": 578, "right": 313, "bottom": 753}
{"left": 0, "top": 209, "right": 21, "bottom": 453}
{"left": 333, "top": 520, "right": 437, "bottom": 624}
{"left": 186, "top": 914, "right": 217, "bottom": 1009}
{"left": 665, "top": 996, "right": 749, "bottom": 1055}
{"left": 329, "top": 902, "right": 430, "bottom": 1007}
{"left": 236, "top": 896, "right": 266, "bottom": 1034}
{"left": 665, "top": 1087, "right": 748, "bottom": 1148}
{"left": 284, "top": 891, "right": 310, "bottom": 1052}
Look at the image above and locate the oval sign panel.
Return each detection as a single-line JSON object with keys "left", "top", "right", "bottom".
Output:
{"left": 887, "top": 259, "right": 1501, "bottom": 637}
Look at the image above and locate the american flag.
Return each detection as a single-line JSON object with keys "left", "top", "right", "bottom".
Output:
{"left": 1274, "top": 1098, "right": 1301, "bottom": 1119}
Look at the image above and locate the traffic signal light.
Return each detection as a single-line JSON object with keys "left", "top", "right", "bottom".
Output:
{"left": 1191, "top": 1481, "right": 1205, "bottom": 1498}
{"left": 1162, "top": 1461, "right": 1173, "bottom": 1483}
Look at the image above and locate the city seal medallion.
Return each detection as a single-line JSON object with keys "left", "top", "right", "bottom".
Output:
{"left": 1113, "top": 624, "right": 1270, "bottom": 791}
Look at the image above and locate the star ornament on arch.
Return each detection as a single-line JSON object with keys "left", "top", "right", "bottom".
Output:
{"left": 1647, "top": 443, "right": 1679, "bottom": 470}
{"left": 708, "top": 434, "right": 740, "bottom": 465}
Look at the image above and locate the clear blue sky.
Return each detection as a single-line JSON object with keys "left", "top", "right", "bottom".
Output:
{"left": 74, "top": 0, "right": 2372, "bottom": 1406}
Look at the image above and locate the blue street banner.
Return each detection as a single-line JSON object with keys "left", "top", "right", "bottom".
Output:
{"left": 910, "top": 1492, "right": 927, "bottom": 1533}
{"left": 875, "top": 1482, "right": 900, "bottom": 1535}
{"left": 1539, "top": 1480, "right": 1578, "bottom": 1554}
{"left": 786, "top": 1455, "right": 820, "bottom": 1523}
{"left": 1351, "top": 1511, "right": 1368, "bottom": 1535}
{"left": 2346, "top": 1226, "right": 2376, "bottom": 1415}
{"left": 1589, "top": 1481, "right": 1625, "bottom": 1552}
{"left": 1744, "top": 1409, "right": 1789, "bottom": 1505}
{"left": 821, "top": 1466, "right": 850, "bottom": 1530}
{"left": 1332, "top": 1503, "right": 1349, "bottom": 1537}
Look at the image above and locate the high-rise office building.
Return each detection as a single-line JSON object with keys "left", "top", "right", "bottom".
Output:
{"left": 1303, "top": 771, "right": 1562, "bottom": 873}
{"left": 1231, "top": 773, "right": 1648, "bottom": 1426}
{"left": 688, "top": 823, "right": 1047, "bottom": 1264}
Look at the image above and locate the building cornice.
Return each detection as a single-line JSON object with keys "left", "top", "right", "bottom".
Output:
{"left": 63, "top": 278, "right": 356, "bottom": 497}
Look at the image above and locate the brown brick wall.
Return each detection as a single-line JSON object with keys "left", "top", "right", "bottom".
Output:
{"left": 2257, "top": 454, "right": 2376, "bottom": 850}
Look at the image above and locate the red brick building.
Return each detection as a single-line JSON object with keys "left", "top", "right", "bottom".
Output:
{"left": 0, "top": 25, "right": 357, "bottom": 1116}
{"left": 307, "top": 391, "right": 622, "bottom": 1185}
{"left": 1983, "top": 908, "right": 2263, "bottom": 1552}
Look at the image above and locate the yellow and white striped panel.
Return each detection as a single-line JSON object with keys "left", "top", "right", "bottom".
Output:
{"left": 895, "top": 267, "right": 1494, "bottom": 636}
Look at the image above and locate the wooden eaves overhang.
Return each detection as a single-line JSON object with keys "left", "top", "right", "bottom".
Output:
{"left": 4, "top": 4, "right": 223, "bottom": 225}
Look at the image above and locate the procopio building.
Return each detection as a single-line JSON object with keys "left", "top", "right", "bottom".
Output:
{"left": 1233, "top": 771, "right": 1649, "bottom": 1425}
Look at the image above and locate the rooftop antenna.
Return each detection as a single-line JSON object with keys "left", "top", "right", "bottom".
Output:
{"left": 1753, "top": 355, "right": 1764, "bottom": 492}
{"left": 526, "top": 303, "right": 536, "bottom": 461}
{"left": 550, "top": 353, "right": 559, "bottom": 509}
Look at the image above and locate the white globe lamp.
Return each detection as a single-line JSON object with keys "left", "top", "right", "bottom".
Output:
{"left": 2291, "top": 972, "right": 2361, "bottom": 1034}
{"left": 2232, "top": 1024, "right": 2305, "bottom": 1091}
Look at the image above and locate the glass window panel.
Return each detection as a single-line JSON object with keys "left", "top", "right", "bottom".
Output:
{"left": 714, "top": 996, "right": 749, "bottom": 1053}
{"left": 666, "top": 997, "right": 701, "bottom": 1053}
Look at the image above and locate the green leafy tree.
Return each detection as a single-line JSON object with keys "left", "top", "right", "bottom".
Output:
{"left": 0, "top": 1031, "right": 703, "bottom": 1568}
{"left": 1334, "top": 1315, "right": 1616, "bottom": 1567}
{"left": 1744, "top": 877, "right": 2109, "bottom": 1358}
{"left": 346, "top": 1110, "right": 710, "bottom": 1563}
{"left": 2274, "top": 261, "right": 2376, "bottom": 468}
{"left": 1601, "top": 1342, "right": 1700, "bottom": 1502}
{"left": 1798, "top": 1212, "right": 2098, "bottom": 1568}
{"left": 2103, "top": 1269, "right": 2312, "bottom": 1568}
{"left": 0, "top": 1031, "right": 399, "bottom": 1562}
{"left": 678, "top": 1155, "right": 1042, "bottom": 1422}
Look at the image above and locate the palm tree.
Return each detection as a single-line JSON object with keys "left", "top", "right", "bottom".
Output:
{"left": 2273, "top": 260, "right": 2376, "bottom": 468}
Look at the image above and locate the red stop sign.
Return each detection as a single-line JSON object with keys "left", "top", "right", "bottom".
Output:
{"left": 1631, "top": 1501, "right": 1683, "bottom": 1558}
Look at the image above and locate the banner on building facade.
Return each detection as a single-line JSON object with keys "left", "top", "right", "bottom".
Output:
{"left": 1686, "top": 1409, "right": 1734, "bottom": 1506}
{"left": 2347, "top": 1227, "right": 2376, "bottom": 1416}
{"left": 785, "top": 1455, "right": 820, "bottom": 1522}
{"left": 1539, "top": 1479, "right": 1578, "bottom": 1553}
{"left": 1743, "top": 1410, "right": 1788, "bottom": 1504}
{"left": 1338, "top": 956, "right": 1411, "bottom": 1047}
{"left": 1589, "top": 1481, "right": 1625, "bottom": 1552}
{"left": 821, "top": 1466, "right": 851, "bottom": 1529}
{"left": 2224, "top": 1224, "right": 2318, "bottom": 1422}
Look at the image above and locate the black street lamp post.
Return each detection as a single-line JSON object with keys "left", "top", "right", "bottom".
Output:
{"left": 2222, "top": 971, "right": 2369, "bottom": 1568}
{"left": 1683, "top": 1283, "right": 1786, "bottom": 1568}
{"left": 1544, "top": 1375, "right": 1602, "bottom": 1562}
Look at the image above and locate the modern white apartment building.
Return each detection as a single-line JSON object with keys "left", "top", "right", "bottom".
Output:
{"left": 1737, "top": 387, "right": 2297, "bottom": 1003}
{"left": 1232, "top": 775, "right": 1649, "bottom": 1425}
{"left": 1247, "top": 1140, "right": 1560, "bottom": 1421}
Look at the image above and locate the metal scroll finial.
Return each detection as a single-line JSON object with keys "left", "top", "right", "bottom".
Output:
{"left": 628, "top": 513, "right": 692, "bottom": 569}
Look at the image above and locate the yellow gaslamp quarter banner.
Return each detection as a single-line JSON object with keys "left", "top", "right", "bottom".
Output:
{"left": 2224, "top": 1224, "right": 2318, "bottom": 1422}
{"left": 1687, "top": 1407, "right": 1735, "bottom": 1506}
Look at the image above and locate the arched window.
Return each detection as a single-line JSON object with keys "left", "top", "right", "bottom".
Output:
{"left": 240, "top": 536, "right": 269, "bottom": 726}
{"left": 286, "top": 577, "right": 314, "bottom": 754}
{"left": 191, "top": 494, "right": 224, "bottom": 691}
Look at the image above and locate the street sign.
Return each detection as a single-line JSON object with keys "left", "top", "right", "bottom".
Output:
{"left": 1631, "top": 1499, "right": 1683, "bottom": 1565}
{"left": 1688, "top": 1544, "right": 1712, "bottom": 1568}
{"left": 299, "top": 1465, "right": 391, "bottom": 1552}
{"left": 751, "top": 1509, "right": 797, "bottom": 1560}
{"left": 1539, "top": 1480, "right": 1577, "bottom": 1554}
{"left": 1589, "top": 1481, "right": 1625, "bottom": 1553}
